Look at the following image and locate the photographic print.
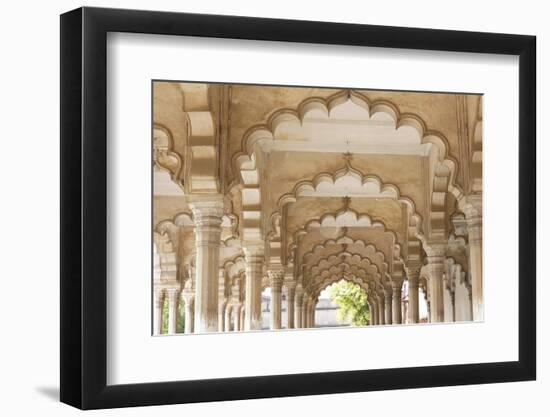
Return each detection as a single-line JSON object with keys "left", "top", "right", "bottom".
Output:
{"left": 60, "top": 9, "right": 535, "bottom": 407}
{"left": 152, "top": 82, "right": 483, "bottom": 335}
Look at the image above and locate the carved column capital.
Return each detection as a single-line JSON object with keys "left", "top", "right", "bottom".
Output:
{"left": 391, "top": 280, "right": 403, "bottom": 293}
{"left": 166, "top": 287, "right": 181, "bottom": 301}
{"left": 424, "top": 241, "right": 447, "bottom": 278}
{"left": 460, "top": 194, "right": 482, "bottom": 244}
{"left": 461, "top": 194, "right": 482, "bottom": 217}
{"left": 187, "top": 196, "right": 224, "bottom": 217}
{"left": 405, "top": 261, "right": 423, "bottom": 281}
{"left": 285, "top": 280, "right": 297, "bottom": 292}
{"left": 424, "top": 241, "right": 447, "bottom": 259}
{"left": 181, "top": 290, "right": 195, "bottom": 304}
{"left": 243, "top": 243, "right": 265, "bottom": 331}
{"left": 188, "top": 200, "right": 223, "bottom": 247}
{"left": 230, "top": 282, "right": 241, "bottom": 303}
{"left": 267, "top": 269, "right": 285, "bottom": 291}
{"left": 295, "top": 292, "right": 305, "bottom": 305}
{"left": 154, "top": 289, "right": 165, "bottom": 308}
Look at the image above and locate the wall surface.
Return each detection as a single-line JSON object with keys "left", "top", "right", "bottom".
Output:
{"left": 0, "top": 0, "right": 545, "bottom": 415}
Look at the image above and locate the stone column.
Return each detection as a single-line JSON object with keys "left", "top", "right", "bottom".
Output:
{"left": 378, "top": 292, "right": 385, "bottom": 325}
{"left": 294, "top": 286, "right": 304, "bottom": 329}
{"left": 464, "top": 196, "right": 483, "bottom": 321}
{"left": 268, "top": 270, "right": 284, "bottom": 330}
{"left": 425, "top": 243, "right": 446, "bottom": 323}
{"left": 302, "top": 297, "right": 308, "bottom": 328}
{"left": 218, "top": 299, "right": 227, "bottom": 332}
{"left": 451, "top": 293, "right": 456, "bottom": 322}
{"left": 181, "top": 291, "right": 195, "bottom": 334}
{"left": 303, "top": 296, "right": 311, "bottom": 328}
{"left": 401, "top": 300, "right": 408, "bottom": 324}
{"left": 367, "top": 296, "right": 374, "bottom": 324}
{"left": 153, "top": 290, "right": 165, "bottom": 335}
{"left": 467, "top": 286, "right": 474, "bottom": 321}
{"left": 370, "top": 297, "right": 378, "bottom": 325}
{"left": 310, "top": 300, "right": 317, "bottom": 327}
{"left": 224, "top": 304, "right": 232, "bottom": 332}
{"left": 240, "top": 305, "right": 246, "bottom": 330}
{"left": 443, "top": 261, "right": 456, "bottom": 323}
{"left": 167, "top": 288, "right": 180, "bottom": 334}
{"left": 218, "top": 268, "right": 227, "bottom": 332}
{"left": 285, "top": 282, "right": 296, "bottom": 329}
{"left": 367, "top": 300, "right": 373, "bottom": 325}
{"left": 243, "top": 245, "right": 265, "bottom": 331}
{"left": 189, "top": 198, "right": 223, "bottom": 333}
{"left": 384, "top": 289, "right": 393, "bottom": 325}
{"left": 392, "top": 281, "right": 403, "bottom": 325}
{"left": 233, "top": 304, "right": 242, "bottom": 331}
{"left": 406, "top": 263, "right": 422, "bottom": 324}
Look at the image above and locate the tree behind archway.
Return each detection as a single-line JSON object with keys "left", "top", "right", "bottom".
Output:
{"left": 327, "top": 280, "right": 370, "bottom": 326}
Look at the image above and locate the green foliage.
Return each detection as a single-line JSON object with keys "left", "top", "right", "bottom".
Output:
{"left": 161, "top": 297, "right": 186, "bottom": 334}
{"left": 328, "top": 281, "right": 370, "bottom": 326}
{"left": 161, "top": 298, "right": 169, "bottom": 334}
{"left": 177, "top": 300, "right": 185, "bottom": 333}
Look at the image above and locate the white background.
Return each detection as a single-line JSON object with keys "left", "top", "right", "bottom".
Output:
{"left": 0, "top": 0, "right": 545, "bottom": 416}
{"left": 108, "top": 33, "right": 518, "bottom": 384}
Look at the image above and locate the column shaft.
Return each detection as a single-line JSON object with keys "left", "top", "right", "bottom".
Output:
{"left": 218, "top": 268, "right": 227, "bottom": 332}
{"left": 182, "top": 292, "right": 195, "bottom": 334}
{"left": 303, "top": 298, "right": 310, "bottom": 328}
{"left": 244, "top": 246, "right": 264, "bottom": 331}
{"left": 189, "top": 199, "right": 223, "bottom": 333}
{"left": 286, "top": 283, "right": 296, "bottom": 329}
{"left": 224, "top": 304, "right": 232, "bottom": 332}
{"left": 153, "top": 290, "right": 165, "bottom": 335}
{"left": 406, "top": 264, "right": 421, "bottom": 324}
{"left": 409, "top": 279, "right": 420, "bottom": 323}
{"left": 233, "top": 304, "right": 242, "bottom": 331}
{"left": 378, "top": 294, "right": 385, "bottom": 325}
{"left": 294, "top": 291, "right": 304, "bottom": 329}
{"left": 240, "top": 306, "right": 246, "bottom": 330}
{"left": 167, "top": 289, "right": 180, "bottom": 334}
{"left": 466, "top": 202, "right": 483, "bottom": 321}
{"left": 218, "top": 300, "right": 226, "bottom": 332}
{"left": 426, "top": 245, "right": 446, "bottom": 323}
{"left": 392, "top": 285, "right": 402, "bottom": 324}
{"left": 268, "top": 271, "right": 284, "bottom": 330}
{"left": 371, "top": 299, "right": 378, "bottom": 325}
{"left": 384, "top": 290, "right": 393, "bottom": 324}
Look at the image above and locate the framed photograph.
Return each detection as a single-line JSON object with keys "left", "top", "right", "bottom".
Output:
{"left": 60, "top": 6, "right": 536, "bottom": 410}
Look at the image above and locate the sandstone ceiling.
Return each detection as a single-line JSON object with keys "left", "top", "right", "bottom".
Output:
{"left": 153, "top": 81, "right": 482, "bottom": 298}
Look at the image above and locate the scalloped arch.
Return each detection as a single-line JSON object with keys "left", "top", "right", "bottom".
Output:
{"left": 302, "top": 237, "right": 388, "bottom": 273}
{"left": 291, "top": 207, "right": 401, "bottom": 264}
{"left": 153, "top": 124, "right": 184, "bottom": 190}
{"left": 272, "top": 169, "right": 424, "bottom": 252}
{"left": 223, "top": 254, "right": 246, "bottom": 281}
{"left": 311, "top": 273, "right": 371, "bottom": 298}
{"left": 153, "top": 231, "right": 178, "bottom": 283}
{"left": 308, "top": 252, "right": 380, "bottom": 280}
{"left": 231, "top": 89, "right": 463, "bottom": 248}
{"left": 233, "top": 90, "right": 460, "bottom": 178}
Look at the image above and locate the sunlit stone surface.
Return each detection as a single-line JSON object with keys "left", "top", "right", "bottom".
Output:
{"left": 152, "top": 83, "right": 482, "bottom": 334}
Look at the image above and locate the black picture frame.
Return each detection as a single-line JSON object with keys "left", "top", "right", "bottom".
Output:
{"left": 60, "top": 6, "right": 536, "bottom": 410}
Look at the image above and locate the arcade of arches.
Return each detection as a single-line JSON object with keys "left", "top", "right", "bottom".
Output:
{"left": 153, "top": 82, "right": 483, "bottom": 335}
